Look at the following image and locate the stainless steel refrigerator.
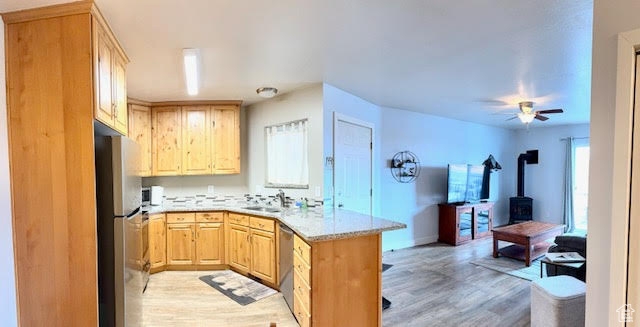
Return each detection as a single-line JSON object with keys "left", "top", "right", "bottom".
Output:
{"left": 95, "top": 134, "right": 149, "bottom": 327}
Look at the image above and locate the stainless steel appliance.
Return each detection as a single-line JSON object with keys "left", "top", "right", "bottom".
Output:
{"left": 279, "top": 223, "right": 294, "bottom": 313}
{"left": 96, "top": 134, "right": 147, "bottom": 327}
{"left": 141, "top": 187, "right": 150, "bottom": 206}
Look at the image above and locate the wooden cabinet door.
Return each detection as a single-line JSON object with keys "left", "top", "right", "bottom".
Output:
{"left": 149, "top": 214, "right": 166, "bottom": 269}
{"left": 250, "top": 229, "right": 276, "bottom": 284}
{"left": 128, "top": 104, "right": 152, "bottom": 176}
{"left": 152, "top": 106, "right": 182, "bottom": 175}
{"left": 212, "top": 105, "right": 240, "bottom": 174}
{"left": 196, "top": 223, "right": 224, "bottom": 265}
{"left": 112, "top": 55, "right": 127, "bottom": 135}
{"left": 182, "top": 106, "right": 212, "bottom": 175}
{"left": 94, "top": 22, "right": 114, "bottom": 126}
{"left": 228, "top": 224, "right": 250, "bottom": 273}
{"left": 166, "top": 223, "right": 195, "bottom": 265}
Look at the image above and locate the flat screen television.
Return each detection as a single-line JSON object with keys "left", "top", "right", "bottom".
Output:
{"left": 446, "top": 164, "right": 487, "bottom": 203}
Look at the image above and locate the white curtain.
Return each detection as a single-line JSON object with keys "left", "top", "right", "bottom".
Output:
{"left": 563, "top": 137, "right": 575, "bottom": 233}
{"left": 266, "top": 120, "right": 309, "bottom": 187}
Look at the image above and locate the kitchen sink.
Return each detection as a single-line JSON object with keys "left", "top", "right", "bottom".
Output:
{"left": 242, "top": 206, "right": 281, "bottom": 213}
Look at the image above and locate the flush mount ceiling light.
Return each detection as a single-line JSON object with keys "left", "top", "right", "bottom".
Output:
{"left": 256, "top": 87, "right": 278, "bottom": 98}
{"left": 183, "top": 48, "right": 200, "bottom": 96}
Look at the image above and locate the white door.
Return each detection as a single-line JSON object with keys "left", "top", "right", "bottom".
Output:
{"left": 334, "top": 115, "right": 373, "bottom": 215}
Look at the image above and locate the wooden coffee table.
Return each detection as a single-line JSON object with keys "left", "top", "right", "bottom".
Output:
{"left": 492, "top": 221, "right": 564, "bottom": 266}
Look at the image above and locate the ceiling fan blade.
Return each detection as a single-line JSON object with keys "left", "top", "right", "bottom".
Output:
{"left": 505, "top": 116, "right": 518, "bottom": 121}
{"left": 537, "top": 109, "right": 563, "bottom": 114}
{"left": 535, "top": 114, "right": 549, "bottom": 121}
{"left": 492, "top": 111, "right": 519, "bottom": 115}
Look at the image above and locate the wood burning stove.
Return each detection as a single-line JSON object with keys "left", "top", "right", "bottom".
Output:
{"left": 509, "top": 150, "right": 538, "bottom": 224}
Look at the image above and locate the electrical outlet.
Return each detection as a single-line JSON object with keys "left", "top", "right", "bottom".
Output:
{"left": 207, "top": 185, "right": 215, "bottom": 195}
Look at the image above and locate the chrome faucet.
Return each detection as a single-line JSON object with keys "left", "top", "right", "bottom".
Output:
{"left": 276, "top": 189, "right": 287, "bottom": 208}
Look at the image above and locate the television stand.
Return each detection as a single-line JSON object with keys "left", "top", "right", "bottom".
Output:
{"left": 438, "top": 202, "right": 494, "bottom": 245}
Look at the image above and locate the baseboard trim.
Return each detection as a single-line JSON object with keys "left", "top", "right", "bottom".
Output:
{"left": 382, "top": 234, "right": 439, "bottom": 252}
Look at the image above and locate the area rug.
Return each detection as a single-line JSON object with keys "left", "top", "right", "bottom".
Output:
{"left": 199, "top": 270, "right": 277, "bottom": 305}
{"left": 470, "top": 255, "right": 543, "bottom": 281}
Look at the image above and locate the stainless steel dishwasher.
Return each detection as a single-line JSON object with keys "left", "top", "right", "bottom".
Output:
{"left": 279, "top": 223, "right": 294, "bottom": 312}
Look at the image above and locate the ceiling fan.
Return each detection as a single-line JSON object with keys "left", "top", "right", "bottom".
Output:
{"left": 505, "top": 101, "right": 564, "bottom": 124}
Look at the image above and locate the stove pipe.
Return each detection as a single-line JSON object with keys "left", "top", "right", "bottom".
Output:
{"left": 516, "top": 150, "right": 538, "bottom": 196}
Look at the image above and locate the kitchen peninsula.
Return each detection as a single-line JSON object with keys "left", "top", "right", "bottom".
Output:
{"left": 144, "top": 195, "right": 405, "bottom": 327}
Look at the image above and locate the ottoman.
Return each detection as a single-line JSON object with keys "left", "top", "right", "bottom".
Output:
{"left": 531, "top": 275, "right": 586, "bottom": 327}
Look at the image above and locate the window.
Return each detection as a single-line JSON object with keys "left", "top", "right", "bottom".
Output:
{"left": 572, "top": 139, "right": 589, "bottom": 233}
{"left": 265, "top": 119, "right": 309, "bottom": 188}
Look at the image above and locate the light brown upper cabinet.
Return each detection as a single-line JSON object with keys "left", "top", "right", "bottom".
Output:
{"left": 128, "top": 104, "right": 152, "bottom": 176}
{"left": 152, "top": 106, "right": 182, "bottom": 176}
{"left": 182, "top": 106, "right": 212, "bottom": 175}
{"left": 131, "top": 102, "right": 241, "bottom": 176}
{"left": 112, "top": 56, "right": 128, "bottom": 134}
{"left": 213, "top": 105, "right": 241, "bottom": 174}
{"left": 93, "top": 17, "right": 128, "bottom": 135}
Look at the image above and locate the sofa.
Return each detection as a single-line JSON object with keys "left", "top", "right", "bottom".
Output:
{"left": 546, "top": 235, "right": 587, "bottom": 282}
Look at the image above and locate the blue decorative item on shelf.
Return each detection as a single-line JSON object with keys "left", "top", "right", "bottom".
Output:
{"left": 390, "top": 151, "right": 420, "bottom": 183}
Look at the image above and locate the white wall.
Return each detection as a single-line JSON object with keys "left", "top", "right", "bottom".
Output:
{"left": 142, "top": 108, "right": 249, "bottom": 196}
{"left": 245, "top": 84, "right": 324, "bottom": 199}
{"left": 379, "top": 106, "right": 516, "bottom": 250}
{"left": 323, "top": 83, "right": 517, "bottom": 251}
{"left": 0, "top": 19, "right": 19, "bottom": 327}
{"left": 513, "top": 124, "right": 590, "bottom": 224}
{"left": 587, "top": 1, "right": 640, "bottom": 325}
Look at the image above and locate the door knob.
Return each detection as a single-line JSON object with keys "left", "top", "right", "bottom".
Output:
{"left": 338, "top": 204, "right": 344, "bottom": 208}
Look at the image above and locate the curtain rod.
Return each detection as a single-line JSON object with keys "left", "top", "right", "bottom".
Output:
{"left": 559, "top": 136, "right": 590, "bottom": 141}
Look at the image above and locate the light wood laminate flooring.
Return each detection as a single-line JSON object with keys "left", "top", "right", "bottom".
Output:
{"left": 142, "top": 239, "right": 530, "bottom": 326}
{"left": 142, "top": 270, "right": 298, "bottom": 327}
{"left": 382, "top": 238, "right": 531, "bottom": 327}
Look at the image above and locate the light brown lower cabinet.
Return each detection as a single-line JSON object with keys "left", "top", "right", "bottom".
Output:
{"left": 149, "top": 214, "right": 166, "bottom": 270}
{"left": 293, "top": 234, "right": 312, "bottom": 326}
{"left": 228, "top": 223, "right": 251, "bottom": 273}
{"left": 250, "top": 229, "right": 276, "bottom": 284}
{"left": 166, "top": 223, "right": 196, "bottom": 265}
{"left": 196, "top": 223, "right": 224, "bottom": 265}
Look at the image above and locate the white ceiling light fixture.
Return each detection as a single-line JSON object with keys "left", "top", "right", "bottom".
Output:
{"left": 183, "top": 48, "right": 200, "bottom": 96}
{"left": 517, "top": 112, "right": 536, "bottom": 124}
{"left": 256, "top": 87, "right": 278, "bottom": 98}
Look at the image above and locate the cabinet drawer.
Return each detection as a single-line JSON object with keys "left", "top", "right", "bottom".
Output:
{"left": 149, "top": 213, "right": 165, "bottom": 221}
{"left": 166, "top": 213, "right": 195, "bottom": 223}
{"left": 294, "top": 251, "right": 311, "bottom": 286}
{"left": 249, "top": 216, "right": 274, "bottom": 232}
{"left": 293, "top": 291, "right": 311, "bottom": 327}
{"left": 228, "top": 213, "right": 249, "bottom": 226}
{"left": 294, "top": 234, "right": 311, "bottom": 265}
{"left": 196, "top": 212, "right": 223, "bottom": 223}
{"left": 294, "top": 268, "right": 311, "bottom": 313}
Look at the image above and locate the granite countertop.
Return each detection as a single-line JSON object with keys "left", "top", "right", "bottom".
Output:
{"left": 143, "top": 196, "right": 406, "bottom": 242}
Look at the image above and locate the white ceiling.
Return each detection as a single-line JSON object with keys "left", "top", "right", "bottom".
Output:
{"left": 2, "top": 0, "right": 593, "bottom": 129}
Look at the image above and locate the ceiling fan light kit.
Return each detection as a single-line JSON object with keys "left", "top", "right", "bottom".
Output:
{"left": 503, "top": 101, "right": 564, "bottom": 125}
{"left": 517, "top": 112, "right": 536, "bottom": 124}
